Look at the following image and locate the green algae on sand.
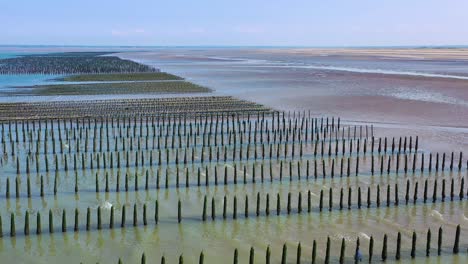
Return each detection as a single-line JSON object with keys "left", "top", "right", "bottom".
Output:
{"left": 55, "top": 72, "right": 183, "bottom": 82}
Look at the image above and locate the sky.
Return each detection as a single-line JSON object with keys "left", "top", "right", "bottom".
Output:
{"left": 1, "top": 0, "right": 468, "bottom": 46}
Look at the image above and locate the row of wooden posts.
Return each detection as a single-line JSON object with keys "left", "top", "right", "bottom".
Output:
{"left": 6, "top": 154, "right": 466, "bottom": 201}
{"left": 4, "top": 131, "right": 401, "bottom": 162}
{"left": 11, "top": 141, "right": 437, "bottom": 181}
{"left": 4, "top": 152, "right": 466, "bottom": 200}
{"left": 5, "top": 132, "right": 405, "bottom": 172}
{"left": 9, "top": 135, "right": 424, "bottom": 171}
{"left": 124, "top": 226, "right": 462, "bottom": 264}
{"left": 1, "top": 112, "right": 344, "bottom": 139}
{"left": 2, "top": 207, "right": 464, "bottom": 263}
{"left": 200, "top": 179, "right": 466, "bottom": 220}
{"left": 2, "top": 176, "right": 467, "bottom": 237}
{"left": 3, "top": 201, "right": 159, "bottom": 237}
{"left": 0, "top": 118, "right": 401, "bottom": 158}
{"left": 2, "top": 118, "right": 359, "bottom": 146}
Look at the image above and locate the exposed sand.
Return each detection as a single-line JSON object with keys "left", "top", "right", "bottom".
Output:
{"left": 256, "top": 48, "right": 468, "bottom": 60}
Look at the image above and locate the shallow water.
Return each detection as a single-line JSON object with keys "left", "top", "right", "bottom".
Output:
{"left": 0, "top": 51, "right": 64, "bottom": 91}
{"left": 0, "top": 116, "right": 466, "bottom": 263}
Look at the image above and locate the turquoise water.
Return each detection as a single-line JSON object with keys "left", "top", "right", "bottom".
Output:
{"left": 0, "top": 74, "right": 62, "bottom": 89}
{"left": 0, "top": 54, "right": 15, "bottom": 59}
{"left": 0, "top": 52, "right": 63, "bottom": 90}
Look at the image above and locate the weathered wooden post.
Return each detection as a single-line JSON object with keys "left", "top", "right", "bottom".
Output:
{"left": 24, "top": 211, "right": 29, "bottom": 236}
{"left": 61, "top": 209, "right": 67, "bottom": 232}
{"left": 382, "top": 234, "right": 387, "bottom": 261}
{"left": 281, "top": 244, "right": 287, "bottom": 264}
{"left": 296, "top": 242, "right": 301, "bottom": 264}
{"left": 155, "top": 200, "right": 159, "bottom": 224}
{"left": 249, "top": 247, "right": 255, "bottom": 264}
{"left": 233, "top": 196, "right": 237, "bottom": 219}
{"left": 74, "top": 208, "right": 79, "bottom": 232}
{"left": 438, "top": 226, "right": 443, "bottom": 255}
{"left": 339, "top": 238, "right": 345, "bottom": 264}
{"left": 36, "top": 212, "right": 41, "bottom": 235}
{"left": 266, "top": 245, "right": 271, "bottom": 264}
{"left": 396, "top": 232, "right": 401, "bottom": 260}
{"left": 178, "top": 200, "right": 182, "bottom": 223}
{"left": 109, "top": 206, "right": 114, "bottom": 229}
{"left": 411, "top": 231, "right": 417, "bottom": 258}
{"left": 319, "top": 190, "right": 323, "bottom": 212}
{"left": 49, "top": 209, "right": 54, "bottom": 233}
{"left": 199, "top": 251, "right": 204, "bottom": 264}
{"left": 212, "top": 197, "right": 216, "bottom": 221}
{"left": 426, "top": 229, "right": 431, "bottom": 257}
{"left": 453, "top": 225, "right": 460, "bottom": 254}
{"left": 202, "top": 196, "right": 207, "bottom": 221}
{"left": 325, "top": 237, "right": 331, "bottom": 264}
{"left": 121, "top": 205, "right": 126, "bottom": 228}
{"left": 312, "top": 240, "right": 317, "bottom": 264}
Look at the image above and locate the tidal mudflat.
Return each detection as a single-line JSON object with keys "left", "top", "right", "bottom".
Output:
{"left": 0, "top": 48, "right": 466, "bottom": 263}
{"left": 118, "top": 48, "right": 468, "bottom": 153}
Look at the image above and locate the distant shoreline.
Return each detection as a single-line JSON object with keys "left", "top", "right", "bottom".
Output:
{"left": 1, "top": 44, "right": 468, "bottom": 48}
{"left": 2, "top": 45, "right": 468, "bottom": 59}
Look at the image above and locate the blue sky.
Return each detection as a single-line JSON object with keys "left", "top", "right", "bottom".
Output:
{"left": 1, "top": 0, "right": 467, "bottom": 46}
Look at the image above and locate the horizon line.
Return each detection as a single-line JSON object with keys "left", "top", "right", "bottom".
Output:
{"left": 1, "top": 44, "right": 468, "bottom": 49}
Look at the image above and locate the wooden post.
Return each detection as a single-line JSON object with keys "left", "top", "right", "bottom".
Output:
{"left": 411, "top": 231, "right": 417, "bottom": 258}
{"left": 49, "top": 209, "right": 53, "bottom": 233}
{"left": 438, "top": 227, "right": 443, "bottom": 255}
{"left": 453, "top": 225, "right": 460, "bottom": 254}
{"left": 396, "top": 232, "right": 401, "bottom": 260}
{"left": 202, "top": 196, "right": 207, "bottom": 221}
{"left": 426, "top": 229, "right": 431, "bottom": 257}
{"left": 178, "top": 200, "right": 182, "bottom": 223}
{"left": 296, "top": 242, "right": 301, "bottom": 264}
{"left": 281, "top": 244, "right": 287, "bottom": 264}
{"left": 199, "top": 251, "right": 204, "bottom": 264}
{"left": 249, "top": 247, "right": 254, "bottom": 264}
{"left": 74, "top": 208, "right": 79, "bottom": 232}
{"left": 110, "top": 206, "right": 114, "bottom": 229}
{"left": 339, "top": 238, "right": 345, "bottom": 264}
{"left": 24, "top": 211, "right": 29, "bottom": 236}
{"left": 36, "top": 212, "right": 41, "bottom": 235}
{"left": 212, "top": 197, "right": 216, "bottom": 221}
{"left": 233, "top": 248, "right": 238, "bottom": 264}
{"left": 319, "top": 190, "right": 323, "bottom": 212}
{"left": 266, "top": 245, "right": 271, "bottom": 264}
{"left": 312, "top": 240, "right": 317, "bottom": 264}
{"left": 61, "top": 209, "right": 67, "bottom": 232}
{"left": 381, "top": 234, "right": 387, "bottom": 261}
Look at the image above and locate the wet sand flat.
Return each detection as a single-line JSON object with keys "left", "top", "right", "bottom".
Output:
{"left": 118, "top": 48, "right": 468, "bottom": 153}
{"left": 258, "top": 48, "right": 468, "bottom": 60}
